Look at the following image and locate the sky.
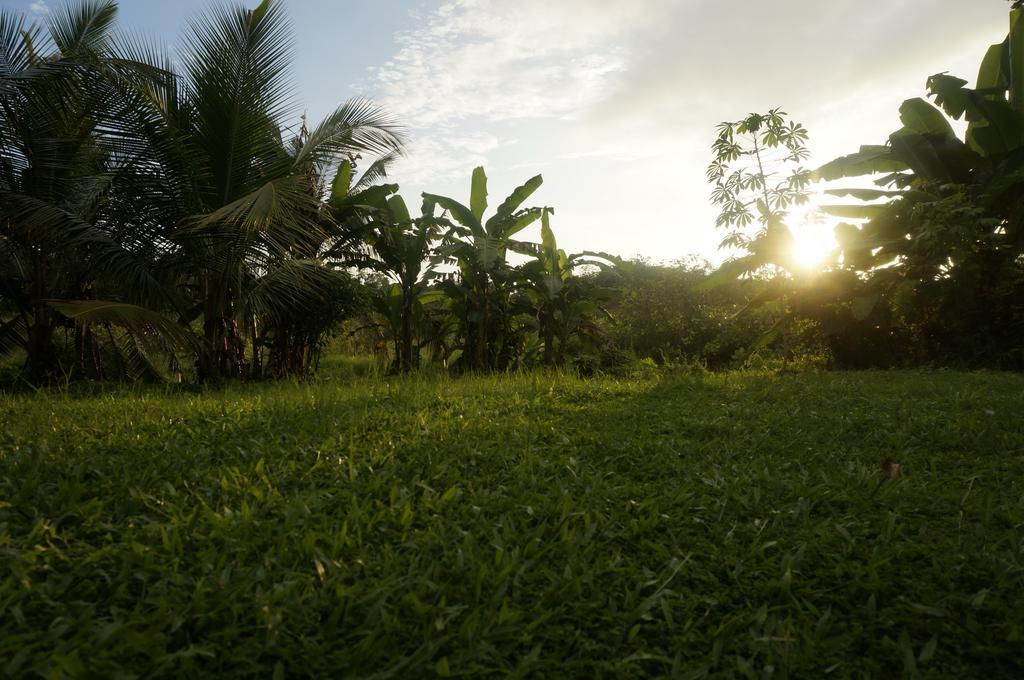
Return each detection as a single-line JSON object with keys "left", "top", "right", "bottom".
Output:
{"left": 8, "top": 0, "right": 1012, "bottom": 263}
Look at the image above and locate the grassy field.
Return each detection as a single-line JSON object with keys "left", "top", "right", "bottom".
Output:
{"left": 2, "top": 364, "right": 1023, "bottom": 678}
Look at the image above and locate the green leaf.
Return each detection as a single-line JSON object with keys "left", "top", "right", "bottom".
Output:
{"left": 330, "top": 160, "right": 353, "bottom": 201}
{"left": 908, "top": 602, "right": 947, "bottom": 617}
{"left": 198, "top": 180, "right": 284, "bottom": 229}
{"left": 694, "top": 255, "right": 758, "bottom": 291}
{"left": 899, "top": 631, "right": 918, "bottom": 675}
{"left": 470, "top": 166, "right": 488, "bottom": 221}
{"left": 1011, "top": 8, "right": 1024, "bottom": 110}
{"left": 919, "top": 635, "right": 938, "bottom": 664}
{"left": 977, "top": 40, "right": 1009, "bottom": 93}
{"left": 887, "top": 129, "right": 972, "bottom": 181}
{"left": 899, "top": 98, "right": 954, "bottom": 137}
{"left": 421, "top": 193, "right": 483, "bottom": 236}
{"left": 824, "top": 188, "right": 905, "bottom": 201}
{"left": 966, "top": 97, "right": 1024, "bottom": 155}
{"left": 476, "top": 235, "right": 501, "bottom": 270}
{"left": 387, "top": 195, "right": 411, "bottom": 226}
{"left": 49, "top": 300, "right": 201, "bottom": 353}
{"left": 0, "top": 317, "right": 28, "bottom": 357}
{"left": 502, "top": 209, "right": 543, "bottom": 239}
{"left": 820, "top": 204, "right": 889, "bottom": 220}
{"left": 814, "top": 146, "right": 908, "bottom": 181}
{"left": 755, "top": 198, "right": 770, "bottom": 218}
{"left": 333, "top": 183, "right": 398, "bottom": 214}
{"left": 752, "top": 318, "right": 785, "bottom": 350}
{"left": 928, "top": 73, "right": 972, "bottom": 119}
{"left": 507, "top": 239, "right": 542, "bottom": 256}
{"left": 249, "top": 0, "right": 272, "bottom": 26}
{"left": 539, "top": 208, "right": 557, "bottom": 269}
{"left": 488, "top": 174, "right": 543, "bottom": 224}
{"left": 416, "top": 290, "right": 446, "bottom": 304}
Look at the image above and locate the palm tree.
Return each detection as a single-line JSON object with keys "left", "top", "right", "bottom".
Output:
{"left": 1, "top": 0, "right": 405, "bottom": 382}
{"left": 125, "top": 0, "right": 405, "bottom": 379}
{"left": 0, "top": 1, "right": 172, "bottom": 381}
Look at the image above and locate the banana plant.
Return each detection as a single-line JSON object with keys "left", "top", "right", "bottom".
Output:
{"left": 518, "top": 210, "right": 621, "bottom": 366}
{"left": 815, "top": 5, "right": 1024, "bottom": 276}
{"left": 808, "top": 3, "right": 1024, "bottom": 362}
{"left": 422, "top": 167, "right": 548, "bottom": 371}
{"left": 364, "top": 193, "right": 447, "bottom": 373}
{"left": 319, "top": 154, "right": 451, "bottom": 373}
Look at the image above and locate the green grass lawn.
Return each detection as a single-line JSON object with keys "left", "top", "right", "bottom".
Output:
{"left": 2, "top": 367, "right": 1023, "bottom": 678}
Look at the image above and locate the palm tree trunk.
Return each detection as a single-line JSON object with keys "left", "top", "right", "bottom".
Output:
{"left": 250, "top": 313, "right": 261, "bottom": 377}
{"left": 199, "top": 288, "right": 226, "bottom": 380}
{"left": 26, "top": 256, "right": 57, "bottom": 382}
{"left": 26, "top": 318, "right": 57, "bottom": 382}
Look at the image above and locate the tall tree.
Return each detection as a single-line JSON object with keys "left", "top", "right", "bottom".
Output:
{"left": 128, "top": 0, "right": 405, "bottom": 378}
{"left": 0, "top": 1, "right": 171, "bottom": 381}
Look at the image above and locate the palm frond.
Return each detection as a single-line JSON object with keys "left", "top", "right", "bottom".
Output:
{"left": 242, "top": 259, "right": 344, "bottom": 322}
{"left": 182, "top": 0, "right": 295, "bottom": 204}
{"left": 0, "top": 9, "right": 40, "bottom": 80}
{"left": 48, "top": 299, "right": 201, "bottom": 353}
{"left": 0, "top": 315, "right": 28, "bottom": 356}
{"left": 48, "top": 0, "right": 118, "bottom": 56}
{"left": 294, "top": 98, "right": 406, "bottom": 169}
{"left": 3, "top": 191, "right": 171, "bottom": 307}
{"left": 351, "top": 150, "right": 403, "bottom": 192}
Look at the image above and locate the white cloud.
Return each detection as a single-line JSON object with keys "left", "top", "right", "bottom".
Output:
{"left": 373, "top": 0, "right": 666, "bottom": 127}
{"left": 369, "top": 0, "right": 1014, "bottom": 260}
{"left": 590, "top": 1, "right": 1007, "bottom": 143}
{"left": 389, "top": 130, "right": 501, "bottom": 186}
{"left": 370, "top": 0, "right": 680, "bottom": 219}
{"left": 29, "top": 1, "right": 50, "bottom": 16}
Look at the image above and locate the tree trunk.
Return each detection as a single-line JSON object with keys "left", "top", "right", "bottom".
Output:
{"left": 250, "top": 313, "right": 262, "bottom": 378}
{"left": 475, "top": 274, "right": 489, "bottom": 371}
{"left": 199, "top": 310, "right": 221, "bottom": 380}
{"left": 26, "top": 255, "right": 58, "bottom": 382}
{"left": 199, "top": 290, "right": 246, "bottom": 381}
{"left": 398, "top": 291, "right": 414, "bottom": 372}
{"left": 26, "top": 317, "right": 57, "bottom": 383}
{"left": 542, "top": 311, "right": 556, "bottom": 367}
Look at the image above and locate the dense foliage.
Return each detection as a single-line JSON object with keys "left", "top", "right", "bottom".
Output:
{"left": 813, "top": 23, "right": 1024, "bottom": 368}
{"left": 0, "top": 1, "right": 618, "bottom": 384}
{"left": 708, "top": 6, "right": 1024, "bottom": 369}
{"left": 4, "top": 0, "right": 1024, "bottom": 382}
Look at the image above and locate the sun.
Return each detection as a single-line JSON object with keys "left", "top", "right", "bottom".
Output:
{"left": 787, "top": 206, "right": 837, "bottom": 270}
